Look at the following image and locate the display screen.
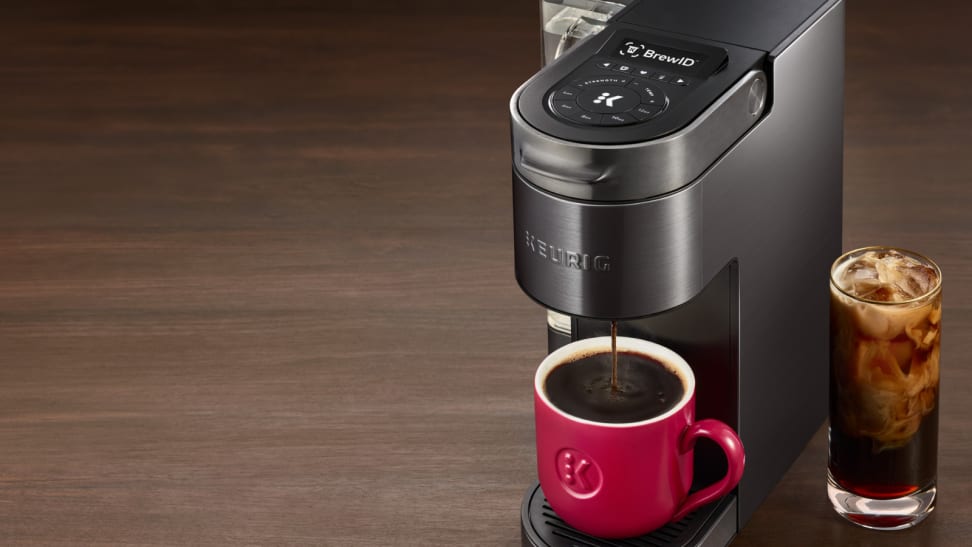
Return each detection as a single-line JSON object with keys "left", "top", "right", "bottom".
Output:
{"left": 613, "top": 38, "right": 708, "bottom": 75}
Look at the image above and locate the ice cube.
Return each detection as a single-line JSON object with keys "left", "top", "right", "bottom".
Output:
{"left": 836, "top": 249, "right": 939, "bottom": 302}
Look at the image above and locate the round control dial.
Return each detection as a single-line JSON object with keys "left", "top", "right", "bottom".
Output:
{"left": 549, "top": 76, "right": 668, "bottom": 127}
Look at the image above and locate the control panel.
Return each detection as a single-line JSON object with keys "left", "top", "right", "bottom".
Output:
{"left": 546, "top": 33, "right": 728, "bottom": 127}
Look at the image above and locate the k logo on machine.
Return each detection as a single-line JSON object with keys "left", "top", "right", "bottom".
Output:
{"left": 592, "top": 92, "right": 625, "bottom": 108}
{"left": 621, "top": 41, "right": 646, "bottom": 57}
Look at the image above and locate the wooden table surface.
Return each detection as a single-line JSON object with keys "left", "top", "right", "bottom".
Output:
{"left": 1, "top": 1, "right": 969, "bottom": 545}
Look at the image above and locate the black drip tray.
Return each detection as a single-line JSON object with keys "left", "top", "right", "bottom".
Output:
{"left": 521, "top": 482, "right": 736, "bottom": 547}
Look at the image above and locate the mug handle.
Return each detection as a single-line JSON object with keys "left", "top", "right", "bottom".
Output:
{"left": 671, "top": 419, "right": 746, "bottom": 522}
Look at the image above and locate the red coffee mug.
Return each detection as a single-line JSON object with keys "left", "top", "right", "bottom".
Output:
{"left": 534, "top": 336, "right": 745, "bottom": 539}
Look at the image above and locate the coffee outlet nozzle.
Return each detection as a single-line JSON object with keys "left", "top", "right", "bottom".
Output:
{"left": 514, "top": 0, "right": 845, "bottom": 545}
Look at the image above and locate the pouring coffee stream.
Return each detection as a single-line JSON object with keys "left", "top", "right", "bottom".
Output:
{"left": 611, "top": 320, "right": 619, "bottom": 393}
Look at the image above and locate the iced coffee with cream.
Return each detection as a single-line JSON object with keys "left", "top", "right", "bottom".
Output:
{"left": 827, "top": 246, "right": 941, "bottom": 530}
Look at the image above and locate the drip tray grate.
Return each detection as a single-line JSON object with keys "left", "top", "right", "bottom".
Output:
{"left": 521, "top": 482, "right": 736, "bottom": 547}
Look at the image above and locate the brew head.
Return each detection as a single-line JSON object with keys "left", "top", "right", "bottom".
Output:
{"left": 512, "top": 168, "right": 703, "bottom": 320}
{"left": 508, "top": 34, "right": 767, "bottom": 319}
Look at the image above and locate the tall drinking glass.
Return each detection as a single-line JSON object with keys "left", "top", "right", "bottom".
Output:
{"left": 828, "top": 246, "right": 942, "bottom": 529}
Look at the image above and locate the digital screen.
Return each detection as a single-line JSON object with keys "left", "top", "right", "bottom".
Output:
{"left": 613, "top": 38, "right": 708, "bottom": 75}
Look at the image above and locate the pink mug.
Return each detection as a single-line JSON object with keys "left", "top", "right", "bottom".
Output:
{"left": 534, "top": 336, "right": 745, "bottom": 538}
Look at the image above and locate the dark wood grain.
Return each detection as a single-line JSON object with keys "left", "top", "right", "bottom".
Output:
{"left": 0, "top": 1, "right": 969, "bottom": 545}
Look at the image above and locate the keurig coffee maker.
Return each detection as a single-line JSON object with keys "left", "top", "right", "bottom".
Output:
{"left": 512, "top": 0, "right": 844, "bottom": 545}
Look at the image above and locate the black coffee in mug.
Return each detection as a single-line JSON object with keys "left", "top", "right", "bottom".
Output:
{"left": 544, "top": 351, "right": 685, "bottom": 423}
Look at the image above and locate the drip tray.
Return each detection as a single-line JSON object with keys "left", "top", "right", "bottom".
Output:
{"left": 521, "top": 482, "right": 737, "bottom": 547}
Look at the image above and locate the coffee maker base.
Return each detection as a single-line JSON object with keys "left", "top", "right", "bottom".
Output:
{"left": 520, "top": 482, "right": 737, "bottom": 547}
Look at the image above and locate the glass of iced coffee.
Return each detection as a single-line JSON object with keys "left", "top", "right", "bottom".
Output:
{"left": 828, "top": 246, "right": 942, "bottom": 529}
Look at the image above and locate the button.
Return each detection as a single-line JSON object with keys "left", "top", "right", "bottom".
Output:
{"left": 651, "top": 72, "right": 672, "bottom": 83}
{"left": 595, "top": 60, "right": 615, "bottom": 70}
{"left": 576, "top": 86, "right": 641, "bottom": 114}
{"left": 671, "top": 76, "right": 691, "bottom": 86}
{"left": 634, "top": 68, "right": 652, "bottom": 78}
{"left": 568, "top": 110, "right": 601, "bottom": 124}
{"left": 631, "top": 103, "right": 664, "bottom": 121}
{"left": 614, "top": 64, "right": 633, "bottom": 74}
{"left": 626, "top": 80, "right": 667, "bottom": 105}
{"left": 551, "top": 101, "right": 601, "bottom": 125}
{"left": 572, "top": 76, "right": 631, "bottom": 88}
{"left": 551, "top": 100, "right": 583, "bottom": 119}
{"left": 553, "top": 86, "right": 583, "bottom": 100}
{"left": 600, "top": 112, "right": 637, "bottom": 125}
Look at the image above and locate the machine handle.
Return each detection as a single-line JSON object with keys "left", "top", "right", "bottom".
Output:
{"left": 519, "top": 152, "right": 608, "bottom": 185}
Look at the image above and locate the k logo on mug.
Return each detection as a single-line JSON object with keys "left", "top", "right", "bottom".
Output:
{"left": 555, "top": 448, "right": 602, "bottom": 497}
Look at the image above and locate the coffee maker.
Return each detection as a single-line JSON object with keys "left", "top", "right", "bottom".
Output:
{"left": 511, "top": 0, "right": 844, "bottom": 545}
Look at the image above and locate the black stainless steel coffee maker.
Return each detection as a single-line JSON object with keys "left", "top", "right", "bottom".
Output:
{"left": 512, "top": 0, "right": 844, "bottom": 545}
